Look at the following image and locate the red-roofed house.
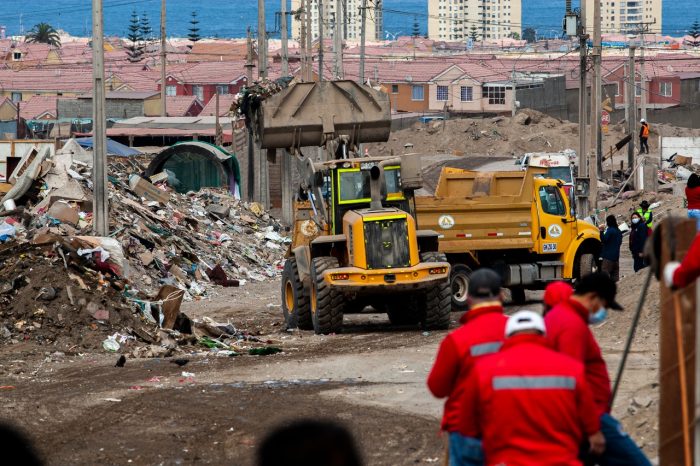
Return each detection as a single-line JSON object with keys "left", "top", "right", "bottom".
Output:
{"left": 200, "top": 94, "right": 236, "bottom": 116}
{"left": 0, "top": 97, "right": 17, "bottom": 121}
{"left": 19, "top": 95, "right": 59, "bottom": 120}
{"left": 158, "top": 61, "right": 248, "bottom": 106}
{"left": 166, "top": 95, "right": 203, "bottom": 117}
{"left": 428, "top": 63, "right": 512, "bottom": 113}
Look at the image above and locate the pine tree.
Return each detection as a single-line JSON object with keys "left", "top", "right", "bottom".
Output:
{"left": 522, "top": 27, "right": 537, "bottom": 43}
{"left": 468, "top": 25, "right": 480, "bottom": 42}
{"left": 686, "top": 20, "right": 700, "bottom": 47}
{"left": 126, "top": 10, "right": 144, "bottom": 62}
{"left": 140, "top": 13, "right": 153, "bottom": 42}
{"left": 412, "top": 18, "right": 420, "bottom": 38}
{"left": 188, "top": 11, "right": 201, "bottom": 49}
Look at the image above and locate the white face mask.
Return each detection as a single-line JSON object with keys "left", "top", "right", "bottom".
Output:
{"left": 632, "top": 218, "right": 640, "bottom": 224}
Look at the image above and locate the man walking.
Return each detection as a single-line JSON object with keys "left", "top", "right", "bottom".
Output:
{"left": 639, "top": 119, "right": 650, "bottom": 154}
{"left": 458, "top": 311, "right": 605, "bottom": 465}
{"left": 427, "top": 268, "right": 507, "bottom": 466}
{"left": 545, "top": 273, "right": 651, "bottom": 465}
{"left": 599, "top": 215, "right": 622, "bottom": 282}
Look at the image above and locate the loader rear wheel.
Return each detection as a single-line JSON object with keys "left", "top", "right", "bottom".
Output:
{"left": 420, "top": 252, "right": 451, "bottom": 330}
{"left": 310, "top": 257, "right": 345, "bottom": 335}
{"left": 578, "top": 253, "right": 595, "bottom": 280}
{"left": 281, "top": 258, "right": 312, "bottom": 330}
{"left": 450, "top": 264, "right": 473, "bottom": 312}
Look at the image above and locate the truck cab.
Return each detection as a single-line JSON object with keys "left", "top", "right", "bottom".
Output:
{"left": 519, "top": 152, "right": 575, "bottom": 197}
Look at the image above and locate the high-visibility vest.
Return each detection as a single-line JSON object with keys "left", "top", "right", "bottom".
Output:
{"left": 636, "top": 208, "right": 653, "bottom": 228}
{"left": 642, "top": 124, "right": 650, "bottom": 137}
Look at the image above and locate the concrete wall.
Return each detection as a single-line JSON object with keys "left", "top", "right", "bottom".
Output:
{"left": 660, "top": 137, "right": 700, "bottom": 164}
{"left": 58, "top": 99, "right": 147, "bottom": 120}
{"left": 517, "top": 76, "right": 567, "bottom": 120}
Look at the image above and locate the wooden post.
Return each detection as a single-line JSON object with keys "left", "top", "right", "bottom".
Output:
{"left": 659, "top": 218, "right": 697, "bottom": 465}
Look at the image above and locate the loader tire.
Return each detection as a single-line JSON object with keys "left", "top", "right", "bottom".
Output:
{"left": 578, "top": 253, "right": 595, "bottom": 279}
{"left": 450, "top": 264, "right": 473, "bottom": 312}
{"left": 420, "top": 252, "right": 451, "bottom": 330}
{"left": 281, "top": 258, "right": 312, "bottom": 330}
{"left": 310, "top": 257, "right": 345, "bottom": 335}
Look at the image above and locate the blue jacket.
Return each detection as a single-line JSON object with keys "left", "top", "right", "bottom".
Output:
{"left": 600, "top": 226, "right": 623, "bottom": 261}
{"left": 629, "top": 223, "right": 648, "bottom": 255}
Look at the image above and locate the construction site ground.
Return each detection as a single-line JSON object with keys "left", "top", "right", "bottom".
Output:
{"left": 0, "top": 244, "right": 660, "bottom": 466}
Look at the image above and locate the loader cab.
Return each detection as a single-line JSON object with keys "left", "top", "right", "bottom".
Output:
{"left": 317, "top": 162, "right": 414, "bottom": 235}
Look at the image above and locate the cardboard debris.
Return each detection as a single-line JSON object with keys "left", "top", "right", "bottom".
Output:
{"left": 129, "top": 175, "right": 170, "bottom": 204}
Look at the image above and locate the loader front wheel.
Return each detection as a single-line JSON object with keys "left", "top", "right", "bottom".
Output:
{"left": 281, "top": 258, "right": 312, "bottom": 330}
{"left": 310, "top": 257, "right": 345, "bottom": 335}
{"left": 421, "top": 252, "right": 451, "bottom": 330}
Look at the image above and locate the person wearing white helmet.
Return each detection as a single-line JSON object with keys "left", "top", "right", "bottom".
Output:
{"left": 457, "top": 311, "right": 605, "bottom": 465}
{"left": 639, "top": 118, "right": 650, "bottom": 154}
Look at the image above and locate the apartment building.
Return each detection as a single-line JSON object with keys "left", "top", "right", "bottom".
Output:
{"left": 585, "top": 0, "right": 662, "bottom": 34}
{"left": 428, "top": 0, "right": 522, "bottom": 41}
{"left": 290, "top": 0, "right": 383, "bottom": 42}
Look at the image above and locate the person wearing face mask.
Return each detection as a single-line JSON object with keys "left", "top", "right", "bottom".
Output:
{"left": 629, "top": 212, "right": 649, "bottom": 273}
{"left": 545, "top": 273, "right": 651, "bottom": 466}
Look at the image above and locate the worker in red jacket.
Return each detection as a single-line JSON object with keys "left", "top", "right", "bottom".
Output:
{"left": 458, "top": 310, "right": 605, "bottom": 465}
{"left": 427, "top": 268, "right": 507, "bottom": 466}
{"left": 545, "top": 273, "right": 651, "bottom": 465}
{"left": 664, "top": 232, "right": 700, "bottom": 289}
{"left": 543, "top": 281, "right": 574, "bottom": 315}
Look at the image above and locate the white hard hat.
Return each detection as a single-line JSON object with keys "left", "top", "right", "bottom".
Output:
{"left": 505, "top": 310, "right": 546, "bottom": 337}
{"left": 640, "top": 118, "right": 646, "bottom": 123}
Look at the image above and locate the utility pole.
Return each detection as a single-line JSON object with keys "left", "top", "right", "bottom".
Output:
{"left": 281, "top": 0, "right": 289, "bottom": 77}
{"left": 359, "top": 0, "right": 367, "bottom": 84}
{"left": 627, "top": 46, "right": 636, "bottom": 176}
{"left": 258, "top": 0, "right": 267, "bottom": 79}
{"left": 215, "top": 92, "right": 221, "bottom": 146}
{"left": 590, "top": 0, "right": 601, "bottom": 210}
{"left": 577, "top": 2, "right": 589, "bottom": 217}
{"left": 305, "top": 0, "right": 312, "bottom": 81}
{"left": 245, "top": 28, "right": 255, "bottom": 201}
{"left": 299, "top": 0, "right": 307, "bottom": 81}
{"left": 318, "top": 0, "right": 324, "bottom": 82}
{"left": 511, "top": 66, "right": 517, "bottom": 117}
{"left": 92, "top": 0, "right": 109, "bottom": 236}
{"left": 160, "top": 0, "right": 167, "bottom": 117}
{"left": 333, "top": 0, "right": 344, "bottom": 79}
{"left": 640, "top": 39, "right": 647, "bottom": 121}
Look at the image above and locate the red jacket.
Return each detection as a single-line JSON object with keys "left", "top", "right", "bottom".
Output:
{"left": 545, "top": 299, "right": 611, "bottom": 416}
{"left": 686, "top": 186, "right": 700, "bottom": 210}
{"left": 427, "top": 303, "right": 507, "bottom": 433}
{"left": 458, "top": 334, "right": 600, "bottom": 466}
{"left": 673, "top": 233, "right": 700, "bottom": 288}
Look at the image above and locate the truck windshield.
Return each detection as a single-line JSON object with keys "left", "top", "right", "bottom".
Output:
{"left": 338, "top": 167, "right": 403, "bottom": 204}
{"left": 539, "top": 186, "right": 567, "bottom": 216}
{"left": 547, "top": 166, "right": 572, "bottom": 183}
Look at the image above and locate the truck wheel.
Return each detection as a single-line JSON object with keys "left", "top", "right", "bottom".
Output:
{"left": 420, "top": 252, "right": 451, "bottom": 330}
{"left": 510, "top": 287, "right": 527, "bottom": 305}
{"left": 578, "top": 253, "right": 595, "bottom": 279}
{"left": 450, "top": 264, "right": 473, "bottom": 312}
{"left": 281, "top": 258, "right": 312, "bottom": 330}
{"left": 310, "top": 257, "right": 344, "bottom": 335}
{"left": 386, "top": 301, "right": 421, "bottom": 326}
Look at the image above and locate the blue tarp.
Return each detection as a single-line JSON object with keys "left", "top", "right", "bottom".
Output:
{"left": 74, "top": 137, "right": 141, "bottom": 157}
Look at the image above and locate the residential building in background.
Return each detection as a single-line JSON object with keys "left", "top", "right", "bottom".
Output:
{"left": 290, "top": 0, "right": 383, "bottom": 42}
{"left": 585, "top": 0, "right": 662, "bottom": 34}
{"left": 428, "top": 0, "right": 522, "bottom": 41}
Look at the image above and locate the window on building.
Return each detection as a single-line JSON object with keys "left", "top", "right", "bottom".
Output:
{"left": 460, "top": 86, "right": 473, "bottom": 102}
{"left": 192, "top": 85, "right": 204, "bottom": 101}
{"left": 216, "top": 85, "right": 230, "bottom": 95}
{"left": 10, "top": 92, "right": 21, "bottom": 103}
{"left": 391, "top": 84, "right": 399, "bottom": 94}
{"left": 165, "top": 85, "right": 177, "bottom": 97}
{"left": 436, "top": 85, "right": 449, "bottom": 101}
{"left": 411, "top": 85, "right": 424, "bottom": 101}
{"left": 12, "top": 51, "right": 21, "bottom": 61}
{"left": 635, "top": 81, "right": 642, "bottom": 97}
{"left": 612, "top": 82, "right": 620, "bottom": 96}
{"left": 660, "top": 81, "right": 672, "bottom": 97}
{"left": 484, "top": 85, "right": 506, "bottom": 105}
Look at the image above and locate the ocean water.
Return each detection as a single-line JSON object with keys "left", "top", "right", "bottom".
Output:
{"left": 0, "top": 0, "right": 694, "bottom": 39}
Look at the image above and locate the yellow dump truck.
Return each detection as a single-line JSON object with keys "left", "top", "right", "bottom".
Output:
{"left": 415, "top": 167, "right": 601, "bottom": 309}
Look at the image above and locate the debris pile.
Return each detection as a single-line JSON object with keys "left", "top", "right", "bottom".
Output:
{"left": 0, "top": 140, "right": 288, "bottom": 354}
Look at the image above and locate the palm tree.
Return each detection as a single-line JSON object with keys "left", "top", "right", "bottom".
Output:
{"left": 25, "top": 23, "right": 61, "bottom": 48}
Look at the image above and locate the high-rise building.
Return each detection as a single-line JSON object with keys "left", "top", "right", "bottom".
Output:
{"left": 290, "top": 0, "right": 383, "bottom": 42}
{"left": 585, "top": 0, "right": 662, "bottom": 34}
{"left": 428, "top": 0, "right": 522, "bottom": 41}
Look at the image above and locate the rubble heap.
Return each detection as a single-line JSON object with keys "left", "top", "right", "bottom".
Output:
{"left": 0, "top": 141, "right": 288, "bottom": 353}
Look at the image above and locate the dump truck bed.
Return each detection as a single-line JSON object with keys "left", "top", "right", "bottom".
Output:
{"left": 415, "top": 168, "right": 547, "bottom": 252}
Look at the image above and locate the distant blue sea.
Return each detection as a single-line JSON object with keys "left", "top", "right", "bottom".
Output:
{"left": 0, "top": 0, "right": 695, "bottom": 39}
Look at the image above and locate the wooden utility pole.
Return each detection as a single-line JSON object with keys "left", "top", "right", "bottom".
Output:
{"left": 511, "top": 67, "right": 517, "bottom": 117}
{"left": 245, "top": 28, "right": 254, "bottom": 84}
{"left": 281, "top": 0, "right": 289, "bottom": 77}
{"left": 258, "top": 0, "right": 267, "bottom": 79}
{"left": 305, "top": 0, "right": 312, "bottom": 81}
{"left": 299, "top": 0, "right": 307, "bottom": 81}
{"left": 359, "top": 0, "right": 368, "bottom": 84}
{"left": 589, "top": 0, "right": 601, "bottom": 209}
{"left": 92, "top": 0, "right": 109, "bottom": 236}
{"left": 640, "top": 41, "right": 647, "bottom": 121}
{"left": 318, "top": 0, "right": 324, "bottom": 82}
{"left": 627, "top": 46, "right": 636, "bottom": 175}
{"left": 160, "top": 0, "right": 167, "bottom": 117}
{"left": 333, "top": 0, "right": 344, "bottom": 79}
{"left": 577, "top": 2, "right": 589, "bottom": 217}
{"left": 245, "top": 28, "right": 255, "bottom": 201}
{"left": 215, "top": 92, "right": 222, "bottom": 146}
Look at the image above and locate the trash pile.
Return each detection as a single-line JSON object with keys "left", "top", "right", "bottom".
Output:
{"left": 0, "top": 140, "right": 288, "bottom": 354}
{"left": 233, "top": 77, "right": 292, "bottom": 132}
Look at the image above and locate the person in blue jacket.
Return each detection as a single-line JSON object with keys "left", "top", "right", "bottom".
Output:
{"left": 599, "top": 215, "right": 623, "bottom": 282}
